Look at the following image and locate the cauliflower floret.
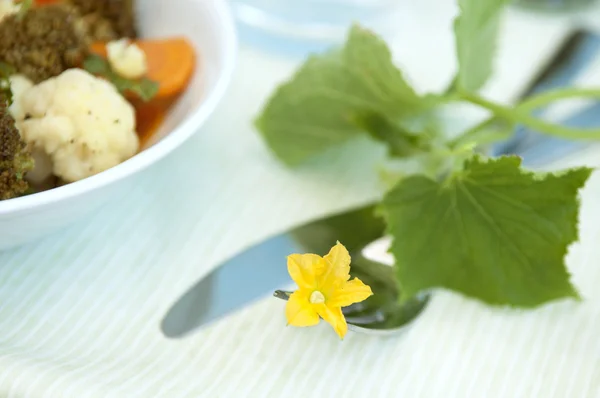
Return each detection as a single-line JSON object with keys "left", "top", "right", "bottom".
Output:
{"left": 0, "top": 0, "right": 19, "bottom": 22}
{"left": 9, "top": 74, "right": 34, "bottom": 121}
{"left": 11, "top": 68, "right": 139, "bottom": 183}
{"left": 107, "top": 39, "right": 147, "bottom": 79}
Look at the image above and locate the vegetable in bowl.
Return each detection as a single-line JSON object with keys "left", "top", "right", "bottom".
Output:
{"left": 0, "top": 0, "right": 196, "bottom": 201}
{"left": 0, "top": 0, "right": 236, "bottom": 251}
{"left": 0, "top": 87, "right": 33, "bottom": 200}
{"left": 0, "top": 2, "right": 88, "bottom": 83}
{"left": 10, "top": 69, "right": 139, "bottom": 184}
{"left": 69, "top": 0, "right": 138, "bottom": 40}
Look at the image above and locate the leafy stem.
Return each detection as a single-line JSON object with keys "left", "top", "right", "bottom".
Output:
{"left": 460, "top": 91, "right": 600, "bottom": 140}
{"left": 518, "top": 87, "right": 600, "bottom": 112}
{"left": 447, "top": 117, "right": 513, "bottom": 148}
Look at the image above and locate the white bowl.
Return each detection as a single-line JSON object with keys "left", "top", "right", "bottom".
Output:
{"left": 0, "top": 0, "right": 237, "bottom": 250}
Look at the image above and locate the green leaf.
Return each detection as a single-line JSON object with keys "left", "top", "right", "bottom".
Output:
{"left": 255, "top": 24, "right": 431, "bottom": 165}
{"left": 83, "top": 54, "right": 159, "bottom": 102}
{"left": 129, "top": 78, "right": 159, "bottom": 102}
{"left": 454, "top": 0, "right": 509, "bottom": 92}
{"left": 381, "top": 155, "right": 591, "bottom": 307}
{"left": 83, "top": 55, "right": 110, "bottom": 75}
{"left": 351, "top": 112, "right": 431, "bottom": 157}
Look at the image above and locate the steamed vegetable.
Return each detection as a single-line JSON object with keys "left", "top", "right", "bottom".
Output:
{"left": 10, "top": 69, "right": 139, "bottom": 183}
{"left": 106, "top": 39, "right": 147, "bottom": 80}
{"left": 0, "top": 0, "right": 195, "bottom": 201}
{"left": 90, "top": 37, "right": 195, "bottom": 99}
{"left": 0, "top": 78, "right": 33, "bottom": 200}
{"left": 68, "top": 0, "right": 137, "bottom": 40}
{"left": 0, "top": 3, "right": 88, "bottom": 83}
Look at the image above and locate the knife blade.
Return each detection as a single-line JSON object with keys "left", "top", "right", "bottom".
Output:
{"left": 161, "top": 204, "right": 385, "bottom": 338}
{"left": 162, "top": 30, "right": 597, "bottom": 339}
{"left": 161, "top": 234, "right": 302, "bottom": 338}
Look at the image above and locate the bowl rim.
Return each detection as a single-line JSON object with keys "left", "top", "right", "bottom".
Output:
{"left": 0, "top": 0, "right": 238, "bottom": 216}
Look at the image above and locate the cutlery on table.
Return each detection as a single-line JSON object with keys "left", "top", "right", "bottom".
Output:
{"left": 160, "top": 204, "right": 432, "bottom": 338}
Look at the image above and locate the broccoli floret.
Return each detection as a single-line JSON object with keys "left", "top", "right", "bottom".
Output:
{"left": 69, "top": 0, "right": 137, "bottom": 40}
{"left": 0, "top": 4, "right": 89, "bottom": 83}
{"left": 0, "top": 97, "right": 33, "bottom": 201}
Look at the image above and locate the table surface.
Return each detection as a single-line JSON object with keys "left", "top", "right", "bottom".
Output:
{"left": 2, "top": 3, "right": 600, "bottom": 397}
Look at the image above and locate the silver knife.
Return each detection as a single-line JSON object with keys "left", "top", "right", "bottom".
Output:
{"left": 161, "top": 233, "right": 307, "bottom": 338}
{"left": 162, "top": 30, "right": 599, "bottom": 339}
{"left": 161, "top": 203, "right": 385, "bottom": 338}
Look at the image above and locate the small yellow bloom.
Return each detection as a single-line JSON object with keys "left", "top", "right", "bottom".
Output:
{"left": 285, "top": 241, "right": 373, "bottom": 339}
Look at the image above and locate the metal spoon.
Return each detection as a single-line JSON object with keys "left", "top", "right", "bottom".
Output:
{"left": 273, "top": 289, "right": 430, "bottom": 336}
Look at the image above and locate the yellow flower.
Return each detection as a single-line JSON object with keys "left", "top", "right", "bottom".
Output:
{"left": 285, "top": 241, "right": 373, "bottom": 339}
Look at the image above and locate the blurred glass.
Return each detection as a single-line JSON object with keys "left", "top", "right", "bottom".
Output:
{"left": 513, "top": 0, "right": 596, "bottom": 11}
{"left": 229, "top": 0, "right": 402, "bottom": 55}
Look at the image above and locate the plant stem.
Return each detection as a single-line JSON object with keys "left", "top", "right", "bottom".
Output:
{"left": 461, "top": 92, "right": 600, "bottom": 140}
{"left": 518, "top": 87, "right": 600, "bottom": 112}
{"left": 448, "top": 117, "right": 497, "bottom": 148}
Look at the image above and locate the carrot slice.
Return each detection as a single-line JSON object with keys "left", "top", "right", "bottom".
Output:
{"left": 130, "top": 96, "right": 178, "bottom": 147}
{"left": 90, "top": 37, "right": 196, "bottom": 99}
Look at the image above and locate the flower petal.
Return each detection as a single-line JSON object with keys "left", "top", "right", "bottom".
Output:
{"left": 317, "top": 242, "right": 351, "bottom": 293}
{"left": 324, "top": 241, "right": 351, "bottom": 279}
{"left": 329, "top": 277, "right": 373, "bottom": 307}
{"left": 287, "top": 253, "right": 321, "bottom": 289}
{"left": 315, "top": 304, "right": 347, "bottom": 339}
{"left": 286, "top": 290, "right": 320, "bottom": 327}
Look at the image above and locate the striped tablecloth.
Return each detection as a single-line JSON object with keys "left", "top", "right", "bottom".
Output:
{"left": 1, "top": 5, "right": 599, "bottom": 397}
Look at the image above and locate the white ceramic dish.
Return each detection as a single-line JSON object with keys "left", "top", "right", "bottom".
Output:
{"left": 0, "top": 0, "right": 237, "bottom": 250}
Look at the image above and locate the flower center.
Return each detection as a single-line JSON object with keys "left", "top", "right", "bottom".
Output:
{"left": 309, "top": 290, "right": 325, "bottom": 304}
